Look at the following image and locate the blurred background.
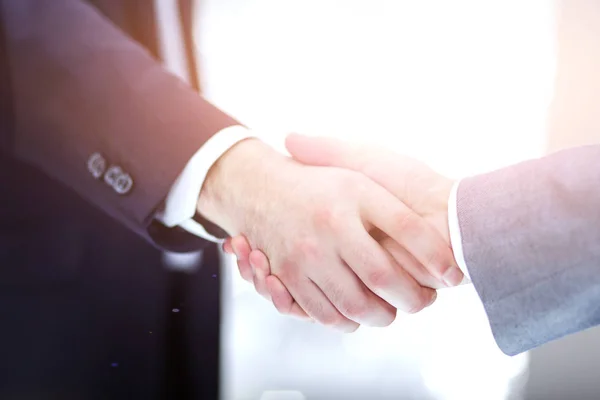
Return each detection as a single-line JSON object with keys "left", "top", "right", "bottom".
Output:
{"left": 181, "top": 0, "right": 598, "bottom": 398}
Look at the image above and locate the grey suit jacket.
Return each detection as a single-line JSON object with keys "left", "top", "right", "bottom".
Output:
{"left": 457, "top": 144, "right": 600, "bottom": 356}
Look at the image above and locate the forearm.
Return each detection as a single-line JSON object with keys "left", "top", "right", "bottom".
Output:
{"left": 457, "top": 144, "right": 600, "bottom": 355}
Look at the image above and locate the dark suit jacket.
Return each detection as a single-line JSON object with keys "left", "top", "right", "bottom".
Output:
{"left": 0, "top": 0, "right": 232, "bottom": 398}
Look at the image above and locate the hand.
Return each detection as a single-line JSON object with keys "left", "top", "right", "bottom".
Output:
{"left": 284, "top": 134, "right": 454, "bottom": 244}
{"left": 224, "top": 229, "right": 451, "bottom": 320}
{"left": 199, "top": 138, "right": 459, "bottom": 331}
{"left": 223, "top": 236, "right": 311, "bottom": 319}
{"left": 225, "top": 134, "right": 460, "bottom": 320}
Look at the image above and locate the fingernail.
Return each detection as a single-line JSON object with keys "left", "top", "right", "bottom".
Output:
{"left": 426, "top": 291, "right": 438, "bottom": 307}
{"left": 442, "top": 267, "right": 464, "bottom": 287}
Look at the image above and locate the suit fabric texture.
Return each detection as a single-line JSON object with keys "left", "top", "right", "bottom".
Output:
{"left": 458, "top": 144, "right": 600, "bottom": 356}
{"left": 0, "top": 0, "right": 229, "bottom": 398}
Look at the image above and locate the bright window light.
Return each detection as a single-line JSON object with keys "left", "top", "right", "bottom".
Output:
{"left": 196, "top": 1, "right": 557, "bottom": 399}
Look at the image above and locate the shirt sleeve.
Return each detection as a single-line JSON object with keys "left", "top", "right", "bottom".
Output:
{"left": 156, "top": 125, "right": 256, "bottom": 242}
{"left": 447, "top": 179, "right": 472, "bottom": 282}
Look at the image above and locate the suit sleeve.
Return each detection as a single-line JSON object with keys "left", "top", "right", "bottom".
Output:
{"left": 0, "top": 0, "right": 240, "bottom": 252}
{"left": 456, "top": 144, "right": 600, "bottom": 355}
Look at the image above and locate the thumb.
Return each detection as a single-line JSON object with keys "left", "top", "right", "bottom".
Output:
{"left": 285, "top": 133, "right": 440, "bottom": 211}
{"left": 285, "top": 132, "right": 405, "bottom": 196}
{"left": 285, "top": 133, "right": 366, "bottom": 170}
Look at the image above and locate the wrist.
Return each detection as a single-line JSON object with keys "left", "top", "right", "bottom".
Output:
{"left": 197, "top": 138, "right": 286, "bottom": 233}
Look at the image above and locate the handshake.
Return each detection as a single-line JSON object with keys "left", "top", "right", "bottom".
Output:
{"left": 198, "top": 133, "right": 463, "bottom": 332}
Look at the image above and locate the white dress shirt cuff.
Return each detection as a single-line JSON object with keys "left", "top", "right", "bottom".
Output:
{"left": 157, "top": 125, "right": 256, "bottom": 243}
{"left": 447, "top": 179, "right": 471, "bottom": 282}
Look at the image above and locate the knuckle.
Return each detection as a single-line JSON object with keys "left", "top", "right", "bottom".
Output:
{"left": 300, "top": 295, "right": 324, "bottom": 318}
{"left": 337, "top": 172, "right": 369, "bottom": 200}
{"left": 424, "top": 244, "right": 448, "bottom": 271}
{"left": 340, "top": 299, "right": 369, "bottom": 320}
{"left": 337, "top": 171, "right": 359, "bottom": 190}
{"left": 276, "top": 259, "right": 298, "bottom": 281}
{"left": 379, "top": 236, "right": 396, "bottom": 251}
{"left": 320, "top": 276, "right": 344, "bottom": 302}
{"left": 307, "top": 302, "right": 346, "bottom": 328}
{"left": 319, "top": 278, "right": 370, "bottom": 321}
{"left": 394, "top": 209, "right": 419, "bottom": 232}
{"left": 290, "top": 238, "right": 321, "bottom": 262}
{"left": 312, "top": 207, "right": 335, "bottom": 230}
{"left": 366, "top": 267, "right": 394, "bottom": 289}
{"left": 312, "top": 206, "right": 346, "bottom": 233}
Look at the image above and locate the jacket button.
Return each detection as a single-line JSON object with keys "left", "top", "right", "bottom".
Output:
{"left": 114, "top": 173, "right": 133, "bottom": 194}
{"left": 87, "top": 153, "right": 106, "bottom": 179}
{"left": 104, "top": 165, "right": 133, "bottom": 195}
{"left": 103, "top": 165, "right": 122, "bottom": 187}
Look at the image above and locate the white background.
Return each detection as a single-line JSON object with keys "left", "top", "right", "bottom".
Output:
{"left": 195, "top": 1, "right": 557, "bottom": 399}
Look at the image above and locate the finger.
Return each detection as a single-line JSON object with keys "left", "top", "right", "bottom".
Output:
{"left": 236, "top": 259, "right": 254, "bottom": 283}
{"left": 248, "top": 248, "right": 272, "bottom": 275}
{"left": 286, "top": 134, "right": 414, "bottom": 190}
{"left": 249, "top": 250, "right": 271, "bottom": 300}
{"left": 310, "top": 260, "right": 397, "bottom": 327}
{"left": 361, "top": 186, "right": 462, "bottom": 287}
{"left": 286, "top": 134, "right": 462, "bottom": 286}
{"left": 299, "top": 279, "right": 359, "bottom": 332}
{"left": 285, "top": 133, "right": 364, "bottom": 169}
{"left": 266, "top": 275, "right": 310, "bottom": 319}
{"left": 280, "top": 267, "right": 360, "bottom": 332}
{"left": 381, "top": 238, "right": 444, "bottom": 289}
{"left": 287, "top": 133, "right": 442, "bottom": 210}
{"left": 231, "top": 235, "right": 252, "bottom": 258}
{"left": 223, "top": 238, "right": 234, "bottom": 254}
{"left": 231, "top": 236, "right": 253, "bottom": 282}
{"left": 371, "top": 229, "right": 444, "bottom": 289}
{"left": 340, "top": 225, "right": 438, "bottom": 314}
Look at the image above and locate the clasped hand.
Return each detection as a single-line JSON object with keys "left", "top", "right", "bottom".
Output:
{"left": 203, "top": 134, "right": 462, "bottom": 332}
